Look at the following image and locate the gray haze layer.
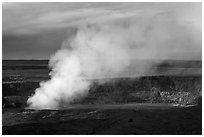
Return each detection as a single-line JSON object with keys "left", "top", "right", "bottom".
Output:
{"left": 3, "top": 2, "right": 201, "bottom": 60}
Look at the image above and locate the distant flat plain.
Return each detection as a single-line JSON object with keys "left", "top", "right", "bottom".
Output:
{"left": 2, "top": 59, "right": 202, "bottom": 83}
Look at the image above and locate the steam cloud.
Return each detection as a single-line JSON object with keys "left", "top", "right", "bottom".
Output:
{"left": 27, "top": 11, "right": 201, "bottom": 109}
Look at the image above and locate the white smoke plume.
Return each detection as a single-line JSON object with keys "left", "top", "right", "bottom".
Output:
{"left": 27, "top": 10, "right": 201, "bottom": 109}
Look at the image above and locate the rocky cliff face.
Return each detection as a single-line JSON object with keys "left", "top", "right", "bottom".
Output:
{"left": 2, "top": 75, "right": 201, "bottom": 108}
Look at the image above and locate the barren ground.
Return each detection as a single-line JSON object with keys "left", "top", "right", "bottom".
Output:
{"left": 3, "top": 104, "right": 202, "bottom": 135}
{"left": 2, "top": 60, "right": 202, "bottom": 135}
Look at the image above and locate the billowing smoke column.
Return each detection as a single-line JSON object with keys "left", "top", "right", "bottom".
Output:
{"left": 27, "top": 14, "right": 200, "bottom": 109}
{"left": 27, "top": 24, "right": 132, "bottom": 109}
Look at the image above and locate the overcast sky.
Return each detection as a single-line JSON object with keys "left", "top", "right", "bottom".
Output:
{"left": 2, "top": 2, "right": 202, "bottom": 60}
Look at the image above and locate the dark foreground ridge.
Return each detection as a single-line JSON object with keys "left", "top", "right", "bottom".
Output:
{"left": 3, "top": 104, "right": 201, "bottom": 135}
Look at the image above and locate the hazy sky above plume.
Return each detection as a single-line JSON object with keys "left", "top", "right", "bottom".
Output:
{"left": 2, "top": 2, "right": 202, "bottom": 60}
